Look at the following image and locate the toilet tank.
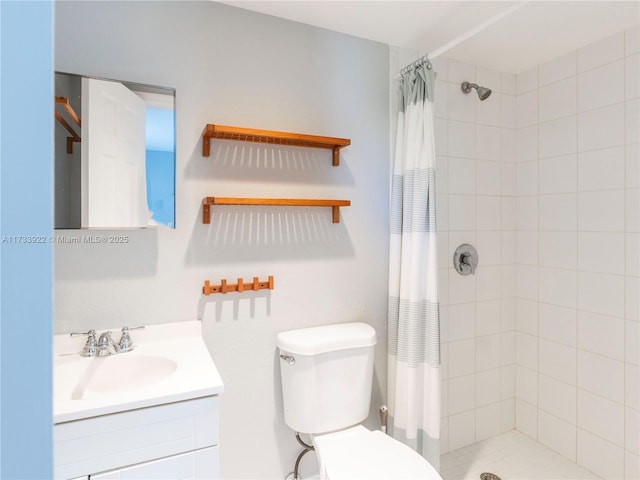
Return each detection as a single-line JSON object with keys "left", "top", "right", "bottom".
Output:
{"left": 277, "top": 322, "right": 377, "bottom": 435}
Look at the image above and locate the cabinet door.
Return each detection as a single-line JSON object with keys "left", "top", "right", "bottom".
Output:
{"left": 89, "top": 447, "right": 218, "bottom": 480}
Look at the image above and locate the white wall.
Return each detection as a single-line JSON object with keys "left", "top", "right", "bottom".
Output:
{"left": 511, "top": 26, "right": 639, "bottom": 480}
{"left": 54, "top": 2, "right": 390, "bottom": 479}
{"left": 431, "top": 56, "right": 518, "bottom": 454}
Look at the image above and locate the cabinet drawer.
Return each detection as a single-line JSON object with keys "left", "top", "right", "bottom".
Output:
{"left": 89, "top": 446, "right": 219, "bottom": 479}
{"left": 55, "top": 396, "right": 218, "bottom": 480}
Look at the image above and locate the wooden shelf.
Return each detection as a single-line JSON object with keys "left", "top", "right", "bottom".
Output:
{"left": 202, "top": 124, "right": 350, "bottom": 166}
{"left": 202, "top": 197, "right": 351, "bottom": 224}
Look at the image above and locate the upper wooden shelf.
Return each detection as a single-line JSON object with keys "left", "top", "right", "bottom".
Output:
{"left": 202, "top": 124, "right": 351, "bottom": 166}
{"left": 202, "top": 197, "right": 351, "bottom": 224}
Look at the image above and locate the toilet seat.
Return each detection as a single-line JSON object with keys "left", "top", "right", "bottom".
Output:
{"left": 312, "top": 425, "right": 442, "bottom": 480}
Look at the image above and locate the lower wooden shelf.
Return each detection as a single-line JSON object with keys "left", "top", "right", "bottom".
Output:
{"left": 202, "top": 197, "right": 350, "bottom": 224}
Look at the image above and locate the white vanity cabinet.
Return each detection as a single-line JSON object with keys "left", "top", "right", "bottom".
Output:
{"left": 54, "top": 396, "right": 219, "bottom": 480}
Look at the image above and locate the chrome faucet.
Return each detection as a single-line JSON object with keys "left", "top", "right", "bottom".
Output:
{"left": 71, "top": 326, "right": 145, "bottom": 357}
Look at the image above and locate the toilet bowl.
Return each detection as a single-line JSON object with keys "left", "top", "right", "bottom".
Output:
{"left": 277, "top": 322, "right": 442, "bottom": 480}
{"left": 313, "top": 425, "right": 441, "bottom": 480}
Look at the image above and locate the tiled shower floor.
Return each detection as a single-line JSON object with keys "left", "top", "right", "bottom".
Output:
{"left": 440, "top": 430, "right": 600, "bottom": 480}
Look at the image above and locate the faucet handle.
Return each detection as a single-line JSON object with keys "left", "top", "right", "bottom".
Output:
{"left": 70, "top": 329, "right": 97, "bottom": 357}
{"left": 118, "top": 325, "right": 145, "bottom": 352}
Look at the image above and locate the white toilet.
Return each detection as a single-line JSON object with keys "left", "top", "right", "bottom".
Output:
{"left": 277, "top": 322, "right": 442, "bottom": 480}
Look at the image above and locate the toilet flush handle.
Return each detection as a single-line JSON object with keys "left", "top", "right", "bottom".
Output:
{"left": 280, "top": 353, "right": 295, "bottom": 365}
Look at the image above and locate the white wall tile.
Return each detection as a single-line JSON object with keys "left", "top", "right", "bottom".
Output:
{"left": 476, "top": 160, "right": 501, "bottom": 195}
{"left": 475, "top": 368, "right": 501, "bottom": 406}
{"left": 501, "top": 231, "right": 516, "bottom": 264}
{"left": 449, "top": 374, "right": 475, "bottom": 414}
{"left": 516, "top": 230, "right": 538, "bottom": 265}
{"left": 434, "top": 80, "right": 449, "bottom": 119}
{"left": 448, "top": 410, "right": 476, "bottom": 450}
{"left": 626, "top": 54, "right": 639, "bottom": 100}
{"left": 436, "top": 155, "right": 448, "bottom": 193}
{"left": 501, "top": 162, "right": 516, "bottom": 195}
{"left": 578, "top": 146, "right": 625, "bottom": 191}
{"left": 516, "top": 365, "right": 537, "bottom": 404}
{"left": 476, "top": 125, "right": 501, "bottom": 161}
{"left": 501, "top": 128, "right": 516, "bottom": 162}
{"left": 626, "top": 25, "right": 640, "bottom": 56}
{"left": 476, "top": 265, "right": 502, "bottom": 301}
{"left": 502, "top": 197, "right": 516, "bottom": 231}
{"left": 578, "top": 60, "right": 625, "bottom": 112}
{"left": 578, "top": 389, "right": 625, "bottom": 446}
{"left": 577, "top": 429, "right": 625, "bottom": 480}
{"left": 501, "top": 72, "right": 516, "bottom": 95}
{"left": 501, "top": 298, "right": 516, "bottom": 331}
{"left": 501, "top": 331, "right": 515, "bottom": 365}
{"left": 578, "top": 232, "right": 625, "bottom": 274}
{"left": 439, "top": 416, "right": 449, "bottom": 455}
{"left": 516, "top": 90, "right": 539, "bottom": 128}
{"left": 626, "top": 188, "right": 639, "bottom": 232}
{"left": 449, "top": 266, "right": 476, "bottom": 304}
{"left": 627, "top": 144, "right": 640, "bottom": 189}
{"left": 515, "top": 398, "right": 538, "bottom": 438}
{"left": 501, "top": 399, "right": 515, "bottom": 432}
{"left": 476, "top": 196, "right": 501, "bottom": 231}
{"left": 578, "top": 310, "right": 625, "bottom": 361}
{"left": 539, "top": 303, "right": 577, "bottom": 347}
{"left": 431, "top": 57, "right": 449, "bottom": 82}
{"left": 449, "top": 338, "right": 476, "bottom": 378}
{"left": 539, "top": 231, "right": 577, "bottom": 269}
{"left": 539, "top": 267, "right": 577, "bottom": 308}
{"left": 516, "top": 332, "right": 537, "bottom": 370}
{"left": 540, "top": 193, "right": 577, "bottom": 231}
{"left": 538, "top": 374, "right": 577, "bottom": 422}
{"left": 476, "top": 92, "right": 501, "bottom": 127}
{"left": 449, "top": 302, "right": 475, "bottom": 341}
{"left": 477, "top": 231, "right": 501, "bottom": 265}
{"left": 475, "top": 403, "right": 501, "bottom": 442}
{"left": 577, "top": 31, "right": 625, "bottom": 73}
{"left": 626, "top": 363, "right": 639, "bottom": 409}
{"left": 539, "top": 115, "right": 577, "bottom": 159}
{"left": 539, "top": 51, "right": 577, "bottom": 86}
{"left": 516, "top": 264, "right": 538, "bottom": 300}
{"left": 578, "top": 103, "right": 625, "bottom": 152}
{"left": 516, "top": 125, "right": 538, "bottom": 162}
{"left": 626, "top": 451, "right": 640, "bottom": 480}
{"left": 625, "top": 407, "right": 639, "bottom": 454}
{"left": 540, "top": 76, "right": 577, "bottom": 122}
{"left": 448, "top": 157, "right": 475, "bottom": 194}
{"left": 626, "top": 319, "right": 640, "bottom": 366}
{"left": 578, "top": 350, "right": 625, "bottom": 403}
{"left": 517, "top": 196, "right": 538, "bottom": 231}
{"left": 516, "top": 161, "right": 538, "bottom": 196}
{"left": 449, "top": 194, "right": 476, "bottom": 231}
{"left": 539, "top": 154, "right": 577, "bottom": 194}
{"left": 578, "top": 271, "right": 625, "bottom": 318}
{"left": 578, "top": 190, "right": 625, "bottom": 232}
{"left": 437, "top": 193, "right": 449, "bottom": 231}
{"left": 539, "top": 339, "right": 577, "bottom": 385}
{"left": 538, "top": 410, "right": 577, "bottom": 461}
{"left": 626, "top": 276, "right": 640, "bottom": 321}
{"left": 501, "top": 365, "right": 515, "bottom": 399}
{"left": 516, "top": 67, "right": 538, "bottom": 94}
{"left": 476, "top": 334, "right": 501, "bottom": 372}
{"left": 626, "top": 99, "right": 640, "bottom": 144}
{"left": 448, "top": 82, "right": 475, "bottom": 123}
{"left": 448, "top": 120, "right": 475, "bottom": 158}
{"left": 435, "top": 117, "right": 448, "bottom": 155}
{"left": 476, "top": 300, "right": 501, "bottom": 336}
{"left": 500, "top": 95, "right": 516, "bottom": 129}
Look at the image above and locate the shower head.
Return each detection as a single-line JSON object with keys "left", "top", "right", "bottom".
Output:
{"left": 461, "top": 81, "right": 492, "bottom": 101}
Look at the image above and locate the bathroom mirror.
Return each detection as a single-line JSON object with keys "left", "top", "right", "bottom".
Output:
{"left": 54, "top": 72, "right": 175, "bottom": 229}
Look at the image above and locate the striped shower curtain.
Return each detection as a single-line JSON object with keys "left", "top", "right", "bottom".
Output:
{"left": 387, "top": 62, "right": 440, "bottom": 469}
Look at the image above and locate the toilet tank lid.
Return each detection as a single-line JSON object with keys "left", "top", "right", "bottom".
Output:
{"left": 277, "top": 322, "right": 376, "bottom": 355}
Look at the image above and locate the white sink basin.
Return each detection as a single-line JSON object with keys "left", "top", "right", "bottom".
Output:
{"left": 53, "top": 321, "right": 223, "bottom": 423}
{"left": 69, "top": 354, "right": 178, "bottom": 399}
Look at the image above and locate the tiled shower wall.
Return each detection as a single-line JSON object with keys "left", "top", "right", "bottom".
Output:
{"left": 512, "top": 27, "right": 639, "bottom": 480}
{"left": 432, "top": 56, "right": 518, "bottom": 454}
{"left": 435, "top": 26, "right": 639, "bottom": 478}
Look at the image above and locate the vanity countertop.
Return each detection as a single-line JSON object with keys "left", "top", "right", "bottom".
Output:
{"left": 53, "top": 321, "right": 223, "bottom": 424}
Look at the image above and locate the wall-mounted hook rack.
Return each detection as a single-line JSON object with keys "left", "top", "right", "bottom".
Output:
{"left": 202, "top": 276, "right": 274, "bottom": 295}
{"left": 54, "top": 96, "right": 81, "bottom": 154}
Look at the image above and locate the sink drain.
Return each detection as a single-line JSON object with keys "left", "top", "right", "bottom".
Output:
{"left": 480, "top": 473, "right": 502, "bottom": 480}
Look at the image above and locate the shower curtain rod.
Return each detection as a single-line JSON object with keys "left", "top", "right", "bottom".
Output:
{"left": 398, "top": 0, "right": 528, "bottom": 77}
